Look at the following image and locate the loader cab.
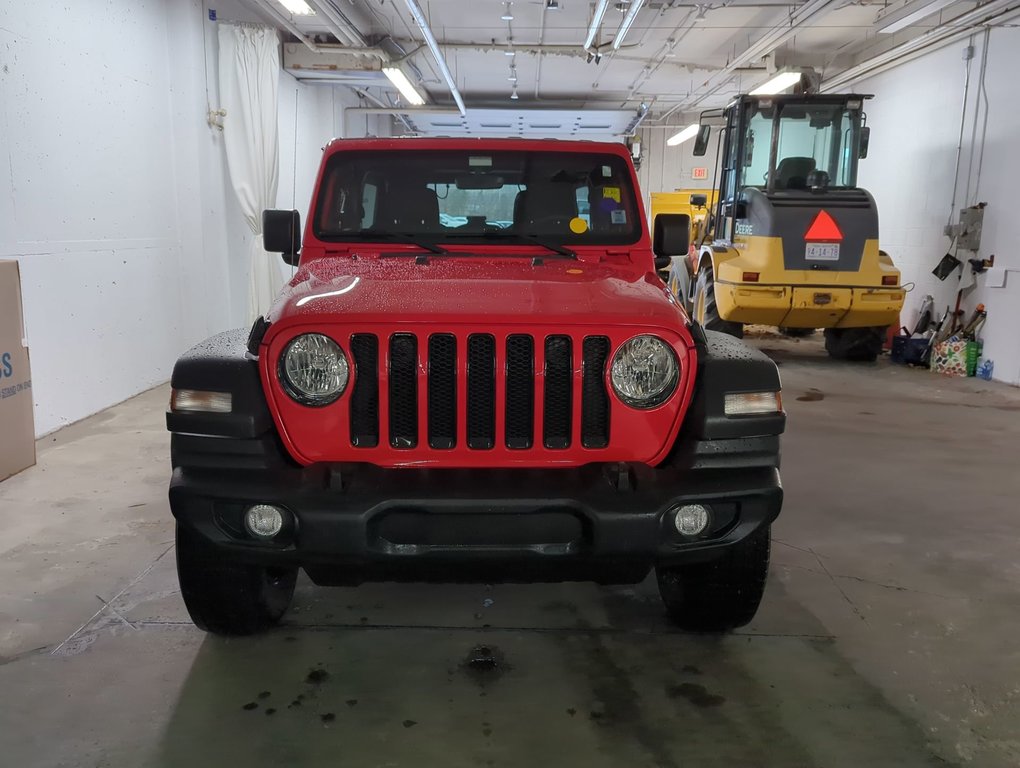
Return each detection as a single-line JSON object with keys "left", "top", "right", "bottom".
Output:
{"left": 699, "top": 94, "right": 871, "bottom": 243}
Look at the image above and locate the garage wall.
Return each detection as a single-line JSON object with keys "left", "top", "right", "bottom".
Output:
{"left": 0, "top": 1, "right": 362, "bottom": 435}
{"left": 854, "top": 27, "right": 1020, "bottom": 385}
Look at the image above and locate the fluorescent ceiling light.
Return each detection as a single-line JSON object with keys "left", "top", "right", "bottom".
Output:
{"left": 278, "top": 0, "right": 315, "bottom": 15}
{"left": 612, "top": 0, "right": 646, "bottom": 51}
{"left": 877, "top": 0, "right": 958, "bottom": 33}
{"left": 584, "top": 0, "right": 612, "bottom": 50}
{"left": 750, "top": 70, "right": 803, "bottom": 95}
{"left": 383, "top": 67, "right": 426, "bottom": 106}
{"left": 666, "top": 124, "right": 700, "bottom": 147}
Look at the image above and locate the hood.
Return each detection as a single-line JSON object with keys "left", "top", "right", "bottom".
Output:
{"left": 266, "top": 254, "right": 686, "bottom": 331}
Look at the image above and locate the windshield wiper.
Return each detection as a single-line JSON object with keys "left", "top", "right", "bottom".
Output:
{"left": 354, "top": 231, "right": 448, "bottom": 254}
{"left": 445, "top": 231, "right": 577, "bottom": 259}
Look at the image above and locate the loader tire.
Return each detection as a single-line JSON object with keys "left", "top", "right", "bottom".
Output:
{"left": 824, "top": 327, "right": 886, "bottom": 362}
{"left": 693, "top": 264, "right": 743, "bottom": 338}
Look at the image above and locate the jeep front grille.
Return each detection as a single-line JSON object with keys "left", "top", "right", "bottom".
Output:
{"left": 348, "top": 332, "right": 611, "bottom": 453}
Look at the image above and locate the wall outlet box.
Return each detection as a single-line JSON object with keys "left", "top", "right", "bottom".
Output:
{"left": 0, "top": 260, "right": 36, "bottom": 483}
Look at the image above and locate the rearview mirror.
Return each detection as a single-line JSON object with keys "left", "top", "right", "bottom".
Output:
{"left": 859, "top": 126, "right": 871, "bottom": 159}
{"left": 456, "top": 174, "right": 504, "bottom": 190}
{"left": 263, "top": 209, "right": 301, "bottom": 267}
{"left": 692, "top": 125, "right": 711, "bottom": 157}
{"left": 689, "top": 193, "right": 708, "bottom": 208}
{"left": 653, "top": 213, "right": 691, "bottom": 267}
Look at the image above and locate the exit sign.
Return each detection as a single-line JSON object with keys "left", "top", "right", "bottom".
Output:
{"left": 692, "top": 167, "right": 708, "bottom": 180}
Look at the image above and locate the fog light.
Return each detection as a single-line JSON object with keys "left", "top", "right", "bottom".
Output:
{"left": 674, "top": 504, "right": 710, "bottom": 536}
{"left": 244, "top": 504, "right": 284, "bottom": 538}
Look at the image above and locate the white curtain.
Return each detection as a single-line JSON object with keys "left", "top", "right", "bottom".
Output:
{"left": 218, "top": 23, "right": 283, "bottom": 322}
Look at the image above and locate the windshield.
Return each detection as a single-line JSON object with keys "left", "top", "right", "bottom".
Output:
{"left": 742, "top": 102, "right": 862, "bottom": 191}
{"left": 313, "top": 149, "right": 640, "bottom": 246}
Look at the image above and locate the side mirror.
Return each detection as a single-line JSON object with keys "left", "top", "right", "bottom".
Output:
{"left": 692, "top": 125, "right": 711, "bottom": 157}
{"left": 859, "top": 126, "right": 871, "bottom": 159}
{"left": 263, "top": 209, "right": 301, "bottom": 267}
{"left": 653, "top": 213, "right": 691, "bottom": 270}
{"left": 689, "top": 193, "right": 708, "bottom": 208}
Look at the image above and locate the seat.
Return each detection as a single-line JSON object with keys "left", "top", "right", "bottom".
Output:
{"left": 384, "top": 186, "right": 441, "bottom": 232}
{"left": 774, "top": 157, "right": 817, "bottom": 191}
{"left": 514, "top": 185, "right": 578, "bottom": 230}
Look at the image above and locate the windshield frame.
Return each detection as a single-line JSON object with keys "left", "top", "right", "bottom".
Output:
{"left": 309, "top": 146, "right": 644, "bottom": 249}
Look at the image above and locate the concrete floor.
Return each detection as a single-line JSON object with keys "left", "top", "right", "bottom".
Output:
{"left": 2, "top": 334, "right": 1020, "bottom": 768}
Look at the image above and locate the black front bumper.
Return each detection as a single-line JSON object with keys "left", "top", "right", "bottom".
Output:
{"left": 170, "top": 459, "right": 782, "bottom": 585}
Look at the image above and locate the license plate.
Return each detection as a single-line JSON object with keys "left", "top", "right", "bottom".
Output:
{"left": 806, "top": 243, "right": 840, "bottom": 261}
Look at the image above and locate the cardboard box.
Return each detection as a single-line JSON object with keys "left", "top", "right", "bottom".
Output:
{"left": 0, "top": 260, "right": 36, "bottom": 482}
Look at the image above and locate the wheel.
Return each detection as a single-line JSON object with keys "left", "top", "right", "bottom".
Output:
{"left": 824, "top": 327, "right": 886, "bottom": 362}
{"left": 779, "top": 327, "right": 816, "bottom": 338}
{"left": 175, "top": 523, "right": 297, "bottom": 636}
{"left": 656, "top": 526, "right": 771, "bottom": 632}
{"left": 692, "top": 263, "right": 743, "bottom": 338}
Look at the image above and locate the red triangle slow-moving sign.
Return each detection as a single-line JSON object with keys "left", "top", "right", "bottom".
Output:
{"left": 804, "top": 210, "right": 843, "bottom": 242}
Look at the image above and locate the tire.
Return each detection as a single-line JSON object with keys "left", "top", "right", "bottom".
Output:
{"left": 779, "top": 327, "right": 816, "bottom": 338}
{"left": 656, "top": 526, "right": 771, "bottom": 632}
{"left": 175, "top": 523, "right": 297, "bottom": 636}
{"left": 824, "top": 326, "right": 886, "bottom": 362}
{"left": 692, "top": 263, "right": 743, "bottom": 338}
{"left": 667, "top": 256, "right": 694, "bottom": 314}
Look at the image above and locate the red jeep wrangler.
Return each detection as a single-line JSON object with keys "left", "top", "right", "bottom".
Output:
{"left": 167, "top": 138, "right": 784, "bottom": 636}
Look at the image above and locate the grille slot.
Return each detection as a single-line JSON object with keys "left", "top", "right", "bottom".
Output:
{"left": 466, "top": 334, "right": 496, "bottom": 450}
{"left": 388, "top": 334, "right": 418, "bottom": 449}
{"left": 505, "top": 335, "right": 534, "bottom": 449}
{"left": 543, "top": 335, "right": 573, "bottom": 449}
{"left": 349, "top": 334, "right": 379, "bottom": 448}
{"left": 428, "top": 334, "right": 457, "bottom": 449}
{"left": 581, "top": 336, "right": 611, "bottom": 449}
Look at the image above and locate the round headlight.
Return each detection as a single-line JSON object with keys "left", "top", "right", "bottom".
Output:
{"left": 279, "top": 333, "right": 349, "bottom": 406}
{"left": 610, "top": 335, "right": 679, "bottom": 408}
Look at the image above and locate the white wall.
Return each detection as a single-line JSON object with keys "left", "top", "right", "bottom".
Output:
{"left": 635, "top": 124, "right": 717, "bottom": 207}
{"left": 855, "top": 27, "right": 1020, "bottom": 385}
{"left": 0, "top": 0, "right": 362, "bottom": 435}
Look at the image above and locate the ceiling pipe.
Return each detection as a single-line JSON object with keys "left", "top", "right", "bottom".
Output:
{"left": 348, "top": 87, "right": 418, "bottom": 136}
{"left": 305, "top": 0, "right": 369, "bottom": 48}
{"left": 583, "top": 0, "right": 612, "bottom": 53}
{"left": 822, "top": 0, "right": 1020, "bottom": 91}
{"left": 400, "top": 0, "right": 468, "bottom": 116}
{"left": 681, "top": 0, "right": 844, "bottom": 108}
{"left": 246, "top": 0, "right": 319, "bottom": 52}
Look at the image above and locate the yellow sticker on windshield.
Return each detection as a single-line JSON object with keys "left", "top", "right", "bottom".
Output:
{"left": 603, "top": 186, "right": 621, "bottom": 203}
{"left": 569, "top": 217, "right": 589, "bottom": 234}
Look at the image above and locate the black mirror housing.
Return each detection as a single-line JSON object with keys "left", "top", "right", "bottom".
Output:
{"left": 653, "top": 213, "right": 691, "bottom": 260}
{"left": 263, "top": 209, "right": 302, "bottom": 266}
{"left": 692, "top": 125, "right": 711, "bottom": 157}
{"left": 689, "top": 193, "right": 708, "bottom": 208}
{"left": 859, "top": 126, "right": 871, "bottom": 159}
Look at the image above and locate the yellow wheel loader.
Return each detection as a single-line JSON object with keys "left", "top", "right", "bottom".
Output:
{"left": 674, "top": 93, "right": 905, "bottom": 361}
